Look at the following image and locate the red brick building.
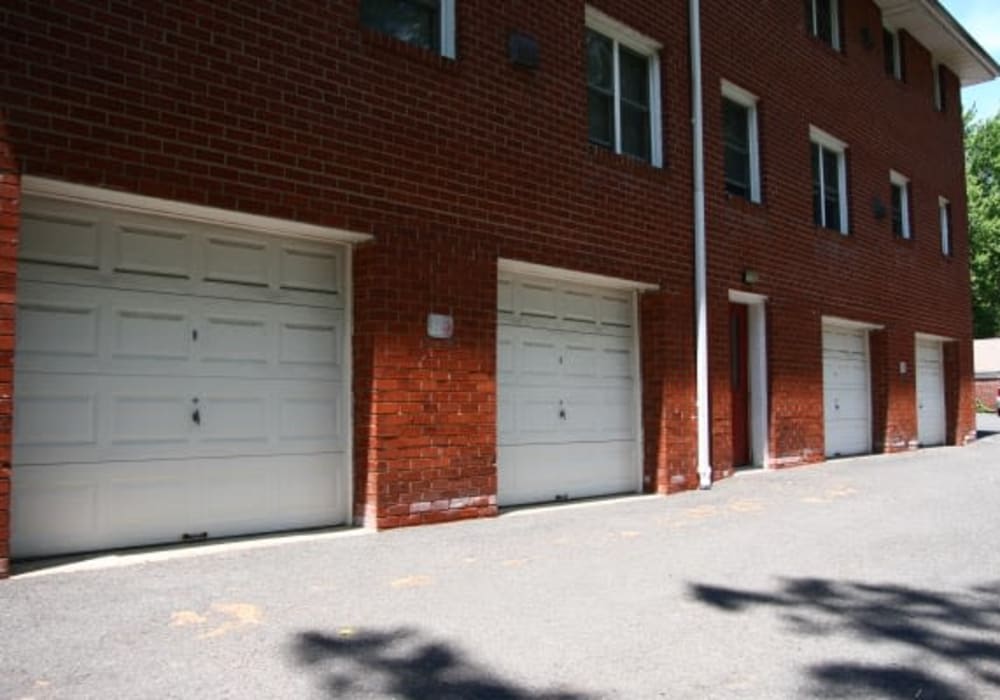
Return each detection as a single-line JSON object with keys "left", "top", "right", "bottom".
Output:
{"left": 0, "top": 0, "right": 996, "bottom": 574}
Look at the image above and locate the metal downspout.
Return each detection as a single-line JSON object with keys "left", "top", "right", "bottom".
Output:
{"left": 690, "top": 0, "right": 712, "bottom": 488}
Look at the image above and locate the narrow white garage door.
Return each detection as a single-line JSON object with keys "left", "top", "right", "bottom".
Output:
{"left": 497, "top": 273, "right": 639, "bottom": 506}
{"left": 823, "top": 325, "right": 871, "bottom": 458}
{"left": 12, "top": 200, "right": 349, "bottom": 557}
{"left": 916, "top": 338, "right": 946, "bottom": 447}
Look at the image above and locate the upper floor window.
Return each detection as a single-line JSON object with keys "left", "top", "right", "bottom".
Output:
{"left": 721, "top": 81, "right": 761, "bottom": 203}
{"left": 890, "top": 170, "right": 912, "bottom": 239}
{"left": 361, "top": 0, "right": 456, "bottom": 58}
{"left": 585, "top": 7, "right": 663, "bottom": 166}
{"left": 807, "top": 0, "right": 840, "bottom": 50}
{"left": 933, "top": 64, "right": 947, "bottom": 112}
{"left": 939, "top": 197, "right": 952, "bottom": 256}
{"left": 883, "top": 28, "right": 903, "bottom": 80}
{"left": 810, "top": 126, "right": 848, "bottom": 234}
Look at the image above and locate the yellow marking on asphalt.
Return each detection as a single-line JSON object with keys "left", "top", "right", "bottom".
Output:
{"left": 501, "top": 558, "right": 532, "bottom": 567}
{"left": 620, "top": 531, "right": 641, "bottom": 538}
{"left": 337, "top": 627, "right": 356, "bottom": 638}
{"left": 390, "top": 575, "right": 433, "bottom": 588}
{"left": 683, "top": 505, "right": 718, "bottom": 519}
{"left": 169, "top": 603, "right": 262, "bottom": 639}
{"left": 170, "top": 610, "right": 208, "bottom": 627}
{"left": 728, "top": 499, "right": 764, "bottom": 513}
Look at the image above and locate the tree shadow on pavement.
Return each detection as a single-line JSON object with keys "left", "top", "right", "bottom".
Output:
{"left": 690, "top": 578, "right": 1000, "bottom": 699}
{"left": 290, "top": 627, "right": 594, "bottom": 699}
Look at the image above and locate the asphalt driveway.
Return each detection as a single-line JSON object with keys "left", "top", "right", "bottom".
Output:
{"left": 3, "top": 423, "right": 1000, "bottom": 699}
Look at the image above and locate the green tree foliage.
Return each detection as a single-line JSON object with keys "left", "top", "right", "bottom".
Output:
{"left": 967, "top": 110, "right": 1000, "bottom": 338}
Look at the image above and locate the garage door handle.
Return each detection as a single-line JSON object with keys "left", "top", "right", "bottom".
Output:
{"left": 192, "top": 408, "right": 201, "bottom": 426}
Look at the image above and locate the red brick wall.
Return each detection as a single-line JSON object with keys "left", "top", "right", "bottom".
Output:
{"left": 0, "top": 0, "right": 698, "bottom": 532}
{"left": 0, "top": 111, "right": 18, "bottom": 578}
{"left": 0, "top": 0, "right": 978, "bottom": 548}
{"left": 701, "top": 0, "right": 976, "bottom": 469}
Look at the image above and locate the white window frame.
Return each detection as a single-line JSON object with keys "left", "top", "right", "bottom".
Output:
{"left": 721, "top": 80, "right": 761, "bottom": 203}
{"left": 585, "top": 6, "right": 663, "bottom": 168}
{"left": 809, "top": 0, "right": 841, "bottom": 51}
{"left": 939, "top": 196, "right": 952, "bottom": 256}
{"left": 439, "top": 0, "right": 456, "bottom": 59}
{"left": 810, "top": 125, "right": 849, "bottom": 234}
{"left": 890, "top": 170, "right": 912, "bottom": 239}
{"left": 883, "top": 26, "right": 902, "bottom": 80}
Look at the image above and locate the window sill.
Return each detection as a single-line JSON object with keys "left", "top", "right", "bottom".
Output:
{"left": 360, "top": 27, "right": 458, "bottom": 70}
{"left": 586, "top": 143, "right": 664, "bottom": 175}
{"left": 815, "top": 224, "right": 850, "bottom": 237}
{"left": 723, "top": 192, "right": 765, "bottom": 213}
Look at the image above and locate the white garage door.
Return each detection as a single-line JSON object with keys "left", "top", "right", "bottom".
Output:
{"left": 916, "top": 338, "right": 946, "bottom": 447}
{"left": 497, "top": 273, "right": 639, "bottom": 506}
{"left": 12, "top": 200, "right": 350, "bottom": 557}
{"left": 823, "top": 325, "right": 871, "bottom": 458}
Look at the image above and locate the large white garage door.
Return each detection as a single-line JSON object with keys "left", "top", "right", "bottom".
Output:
{"left": 823, "top": 325, "right": 871, "bottom": 458}
{"left": 497, "top": 273, "right": 639, "bottom": 506}
{"left": 916, "top": 338, "right": 946, "bottom": 447}
{"left": 12, "top": 200, "right": 349, "bottom": 557}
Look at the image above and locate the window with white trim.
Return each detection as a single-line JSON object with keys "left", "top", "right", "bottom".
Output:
{"left": 939, "top": 197, "right": 952, "bottom": 256}
{"left": 810, "top": 126, "right": 849, "bottom": 233}
{"left": 933, "top": 64, "right": 946, "bottom": 112}
{"left": 360, "top": 0, "right": 456, "bottom": 58}
{"left": 721, "top": 81, "right": 761, "bottom": 203}
{"left": 890, "top": 170, "right": 911, "bottom": 239}
{"left": 807, "top": 0, "right": 840, "bottom": 50}
{"left": 585, "top": 7, "right": 663, "bottom": 166}
{"left": 883, "top": 27, "right": 903, "bottom": 80}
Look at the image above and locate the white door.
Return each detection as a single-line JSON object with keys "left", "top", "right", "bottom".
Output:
{"left": 12, "top": 200, "right": 350, "bottom": 557}
{"left": 916, "top": 339, "right": 946, "bottom": 446}
{"left": 497, "top": 273, "right": 639, "bottom": 506}
{"left": 823, "top": 326, "right": 871, "bottom": 457}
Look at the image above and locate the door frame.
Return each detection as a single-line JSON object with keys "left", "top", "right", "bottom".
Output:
{"left": 915, "top": 332, "right": 952, "bottom": 447}
{"left": 497, "top": 259, "right": 658, "bottom": 501}
{"left": 729, "top": 291, "right": 769, "bottom": 468}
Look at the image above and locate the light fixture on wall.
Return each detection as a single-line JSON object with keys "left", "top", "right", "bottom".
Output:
{"left": 742, "top": 268, "right": 760, "bottom": 285}
{"left": 508, "top": 32, "right": 540, "bottom": 69}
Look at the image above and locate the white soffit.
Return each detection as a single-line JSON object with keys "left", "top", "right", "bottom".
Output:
{"left": 22, "top": 176, "right": 373, "bottom": 245}
{"left": 876, "top": 0, "right": 1000, "bottom": 86}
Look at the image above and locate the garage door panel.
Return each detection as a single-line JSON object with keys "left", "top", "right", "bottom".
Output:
{"left": 200, "top": 397, "right": 269, "bottom": 444}
{"left": 201, "top": 315, "right": 270, "bottom": 365}
{"left": 112, "top": 307, "right": 191, "bottom": 360}
{"left": 18, "top": 301, "right": 100, "bottom": 357}
{"left": 279, "top": 245, "right": 340, "bottom": 294}
{"left": 204, "top": 235, "right": 269, "bottom": 287}
{"left": 19, "top": 212, "right": 101, "bottom": 269}
{"left": 15, "top": 391, "right": 98, "bottom": 448}
{"left": 279, "top": 321, "right": 340, "bottom": 367}
{"left": 115, "top": 226, "right": 192, "bottom": 279}
{"left": 111, "top": 394, "right": 192, "bottom": 446}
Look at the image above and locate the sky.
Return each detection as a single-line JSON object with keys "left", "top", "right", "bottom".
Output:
{"left": 941, "top": 0, "right": 1000, "bottom": 119}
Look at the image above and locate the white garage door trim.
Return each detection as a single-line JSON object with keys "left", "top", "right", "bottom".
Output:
{"left": 822, "top": 320, "right": 875, "bottom": 458}
{"left": 497, "top": 263, "right": 654, "bottom": 506}
{"left": 915, "top": 335, "right": 947, "bottom": 447}
{"left": 14, "top": 181, "right": 364, "bottom": 558}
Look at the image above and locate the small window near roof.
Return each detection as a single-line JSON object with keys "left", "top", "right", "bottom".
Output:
{"left": 361, "top": 0, "right": 456, "bottom": 58}
{"left": 939, "top": 197, "right": 952, "bottom": 256}
{"left": 933, "top": 64, "right": 947, "bottom": 112}
{"left": 807, "top": 0, "right": 840, "bottom": 50}
{"left": 890, "top": 170, "right": 911, "bottom": 239}
{"left": 883, "top": 28, "right": 903, "bottom": 80}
